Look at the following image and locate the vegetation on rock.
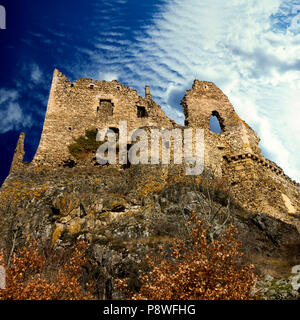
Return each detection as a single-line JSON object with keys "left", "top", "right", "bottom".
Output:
{"left": 116, "top": 211, "right": 257, "bottom": 300}
{"left": 68, "top": 128, "right": 101, "bottom": 159}
{"left": 0, "top": 165, "right": 299, "bottom": 300}
{"left": 254, "top": 274, "right": 300, "bottom": 300}
{"left": 0, "top": 240, "right": 95, "bottom": 300}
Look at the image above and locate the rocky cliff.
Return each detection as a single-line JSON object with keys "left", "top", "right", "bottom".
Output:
{"left": 1, "top": 73, "right": 300, "bottom": 299}
{"left": 0, "top": 164, "right": 299, "bottom": 299}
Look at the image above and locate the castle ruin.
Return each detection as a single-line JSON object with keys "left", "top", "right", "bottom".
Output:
{"left": 9, "top": 69, "right": 300, "bottom": 227}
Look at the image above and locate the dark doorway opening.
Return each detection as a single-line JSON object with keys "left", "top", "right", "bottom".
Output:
{"left": 137, "top": 106, "right": 147, "bottom": 118}
{"left": 122, "top": 144, "right": 132, "bottom": 169}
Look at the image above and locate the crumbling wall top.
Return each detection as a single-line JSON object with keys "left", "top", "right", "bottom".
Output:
{"left": 9, "top": 132, "right": 25, "bottom": 173}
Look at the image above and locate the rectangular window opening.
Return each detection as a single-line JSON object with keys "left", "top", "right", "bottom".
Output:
{"left": 137, "top": 106, "right": 147, "bottom": 118}
{"left": 99, "top": 99, "right": 114, "bottom": 116}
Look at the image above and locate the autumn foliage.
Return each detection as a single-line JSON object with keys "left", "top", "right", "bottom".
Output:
{"left": 0, "top": 240, "right": 95, "bottom": 300}
{"left": 116, "top": 211, "right": 256, "bottom": 300}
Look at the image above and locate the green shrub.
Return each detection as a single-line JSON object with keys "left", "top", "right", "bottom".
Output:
{"left": 68, "top": 128, "right": 101, "bottom": 159}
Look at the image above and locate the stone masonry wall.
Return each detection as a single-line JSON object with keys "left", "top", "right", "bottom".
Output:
{"left": 7, "top": 71, "right": 300, "bottom": 227}
{"left": 9, "top": 132, "right": 25, "bottom": 173}
{"left": 33, "top": 69, "right": 177, "bottom": 167}
{"left": 180, "top": 79, "right": 300, "bottom": 227}
{"left": 222, "top": 153, "right": 300, "bottom": 227}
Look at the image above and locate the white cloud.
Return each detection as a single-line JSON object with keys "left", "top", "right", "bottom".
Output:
{"left": 85, "top": 0, "right": 300, "bottom": 181}
{"left": 0, "top": 89, "right": 18, "bottom": 104}
{"left": 101, "top": 72, "right": 119, "bottom": 81}
{"left": 0, "top": 89, "right": 32, "bottom": 133}
{"left": 30, "top": 63, "right": 43, "bottom": 83}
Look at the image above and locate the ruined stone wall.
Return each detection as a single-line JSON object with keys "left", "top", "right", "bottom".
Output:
{"left": 181, "top": 80, "right": 300, "bottom": 225}
{"left": 7, "top": 71, "right": 299, "bottom": 226}
{"left": 181, "top": 80, "right": 261, "bottom": 151}
{"left": 222, "top": 153, "right": 300, "bottom": 221}
{"left": 180, "top": 80, "right": 262, "bottom": 176}
{"left": 223, "top": 156, "right": 300, "bottom": 228}
{"left": 33, "top": 69, "right": 177, "bottom": 167}
{"left": 9, "top": 132, "right": 25, "bottom": 173}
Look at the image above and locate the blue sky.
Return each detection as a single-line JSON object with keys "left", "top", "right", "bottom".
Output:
{"left": 0, "top": 0, "right": 299, "bottom": 185}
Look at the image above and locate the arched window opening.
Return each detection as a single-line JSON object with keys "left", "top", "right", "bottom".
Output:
{"left": 209, "top": 111, "right": 224, "bottom": 134}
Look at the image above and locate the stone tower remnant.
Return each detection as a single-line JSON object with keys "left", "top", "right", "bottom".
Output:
{"left": 7, "top": 70, "right": 300, "bottom": 227}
